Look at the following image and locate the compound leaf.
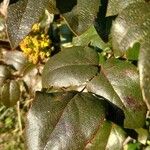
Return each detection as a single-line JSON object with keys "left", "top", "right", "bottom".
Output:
{"left": 42, "top": 46, "right": 146, "bottom": 128}
{"left": 26, "top": 91, "right": 107, "bottom": 150}
{"left": 87, "top": 59, "right": 146, "bottom": 128}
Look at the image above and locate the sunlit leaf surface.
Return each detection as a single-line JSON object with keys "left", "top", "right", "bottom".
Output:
{"left": 111, "top": 2, "right": 150, "bottom": 56}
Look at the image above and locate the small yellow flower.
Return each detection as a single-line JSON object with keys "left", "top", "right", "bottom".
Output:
{"left": 39, "top": 52, "right": 46, "bottom": 60}
{"left": 19, "top": 23, "right": 52, "bottom": 64}
{"left": 32, "top": 23, "right": 40, "bottom": 32}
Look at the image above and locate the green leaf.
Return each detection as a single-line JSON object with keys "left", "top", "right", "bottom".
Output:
{"left": 0, "top": 65, "right": 11, "bottom": 86}
{"left": 1, "top": 80, "right": 20, "bottom": 107}
{"left": 63, "top": 0, "right": 100, "bottom": 35}
{"left": 26, "top": 91, "right": 107, "bottom": 150}
{"left": 106, "top": 0, "right": 143, "bottom": 17}
{"left": 111, "top": 2, "right": 150, "bottom": 56}
{"left": 125, "top": 142, "right": 141, "bottom": 150}
{"left": 135, "top": 128, "right": 149, "bottom": 145}
{"left": 42, "top": 46, "right": 99, "bottom": 91}
{"left": 7, "top": 0, "right": 57, "bottom": 48}
{"left": 73, "top": 25, "right": 108, "bottom": 50}
{"left": 86, "top": 59, "right": 146, "bottom": 128}
{"left": 125, "top": 42, "right": 140, "bottom": 61}
{"left": 98, "top": 53, "right": 107, "bottom": 65}
{"left": 85, "top": 121, "right": 126, "bottom": 150}
{"left": 106, "top": 123, "right": 126, "bottom": 150}
{"left": 138, "top": 39, "right": 150, "bottom": 110}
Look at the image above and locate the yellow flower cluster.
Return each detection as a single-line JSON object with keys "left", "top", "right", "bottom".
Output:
{"left": 20, "top": 23, "right": 51, "bottom": 64}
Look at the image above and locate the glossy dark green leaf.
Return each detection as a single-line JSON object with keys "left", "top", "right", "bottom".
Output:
{"left": 26, "top": 92, "right": 107, "bottom": 150}
{"left": 1, "top": 80, "right": 20, "bottom": 107}
{"left": 0, "top": 65, "right": 11, "bottom": 86}
{"left": 7, "top": 0, "right": 57, "bottom": 48}
{"left": 43, "top": 46, "right": 146, "bottom": 128}
{"left": 106, "top": 0, "right": 143, "bottom": 17}
{"left": 73, "top": 25, "right": 108, "bottom": 50}
{"left": 111, "top": 2, "right": 150, "bottom": 56}
{"left": 42, "top": 46, "right": 99, "bottom": 91}
{"left": 86, "top": 59, "right": 146, "bottom": 128}
{"left": 86, "top": 121, "right": 126, "bottom": 150}
{"left": 63, "top": 0, "right": 100, "bottom": 35}
{"left": 138, "top": 39, "right": 150, "bottom": 110}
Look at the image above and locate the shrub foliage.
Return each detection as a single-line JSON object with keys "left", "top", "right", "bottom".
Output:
{"left": 0, "top": 0, "right": 150, "bottom": 149}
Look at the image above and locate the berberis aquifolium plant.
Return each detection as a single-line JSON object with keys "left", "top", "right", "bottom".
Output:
{"left": 0, "top": 0, "right": 150, "bottom": 149}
